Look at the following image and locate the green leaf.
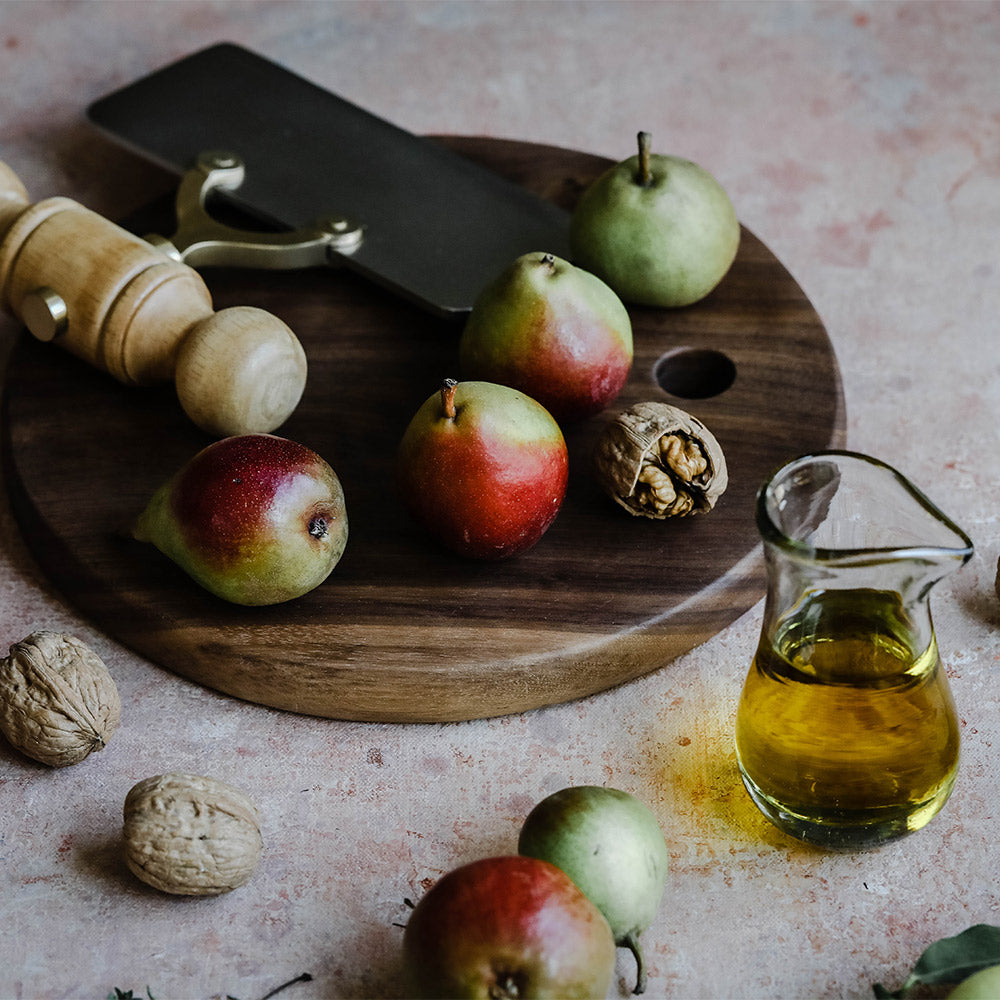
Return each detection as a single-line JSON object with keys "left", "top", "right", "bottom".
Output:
{"left": 910, "top": 925, "right": 1000, "bottom": 986}
{"left": 873, "top": 925, "right": 1000, "bottom": 998}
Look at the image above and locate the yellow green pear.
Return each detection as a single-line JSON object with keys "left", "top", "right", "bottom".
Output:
{"left": 570, "top": 131, "right": 740, "bottom": 308}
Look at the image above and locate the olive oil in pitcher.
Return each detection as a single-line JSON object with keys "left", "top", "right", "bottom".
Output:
{"left": 735, "top": 588, "right": 960, "bottom": 849}
{"left": 735, "top": 452, "right": 973, "bottom": 849}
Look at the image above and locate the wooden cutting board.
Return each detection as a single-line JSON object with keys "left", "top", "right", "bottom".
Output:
{"left": 0, "top": 137, "right": 845, "bottom": 722}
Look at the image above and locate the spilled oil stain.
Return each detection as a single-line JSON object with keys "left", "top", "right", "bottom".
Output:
{"left": 644, "top": 670, "right": 811, "bottom": 859}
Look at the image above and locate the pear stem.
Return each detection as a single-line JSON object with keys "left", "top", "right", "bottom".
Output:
{"left": 624, "top": 930, "right": 647, "bottom": 995}
{"left": 636, "top": 131, "right": 653, "bottom": 187}
{"left": 441, "top": 378, "right": 458, "bottom": 420}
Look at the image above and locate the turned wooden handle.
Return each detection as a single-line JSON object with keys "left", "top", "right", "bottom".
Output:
{"left": 0, "top": 162, "right": 29, "bottom": 237}
{"left": 0, "top": 162, "right": 307, "bottom": 437}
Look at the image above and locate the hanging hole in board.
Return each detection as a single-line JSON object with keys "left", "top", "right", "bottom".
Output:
{"left": 654, "top": 347, "right": 736, "bottom": 399}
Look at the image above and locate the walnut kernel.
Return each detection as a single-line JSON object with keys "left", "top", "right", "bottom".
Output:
{"left": 123, "top": 772, "right": 263, "bottom": 896}
{"left": 594, "top": 401, "right": 728, "bottom": 518}
{"left": 0, "top": 631, "right": 121, "bottom": 767}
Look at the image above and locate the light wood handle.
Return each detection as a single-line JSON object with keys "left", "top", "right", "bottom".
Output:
{"left": 0, "top": 162, "right": 29, "bottom": 238}
{"left": 0, "top": 161, "right": 307, "bottom": 436}
{"left": 175, "top": 306, "right": 308, "bottom": 438}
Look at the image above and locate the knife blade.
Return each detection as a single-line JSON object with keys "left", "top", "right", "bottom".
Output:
{"left": 87, "top": 42, "right": 572, "bottom": 319}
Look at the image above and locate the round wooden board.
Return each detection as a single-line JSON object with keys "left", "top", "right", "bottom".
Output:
{"left": 0, "top": 137, "right": 845, "bottom": 722}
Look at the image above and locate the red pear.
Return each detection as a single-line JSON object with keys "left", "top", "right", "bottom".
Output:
{"left": 397, "top": 379, "right": 568, "bottom": 560}
{"left": 459, "top": 251, "right": 633, "bottom": 422}
{"left": 402, "top": 855, "right": 616, "bottom": 999}
{"left": 132, "top": 434, "right": 348, "bottom": 605}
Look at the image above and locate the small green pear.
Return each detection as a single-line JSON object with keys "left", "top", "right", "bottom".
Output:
{"left": 949, "top": 965, "right": 1000, "bottom": 999}
{"left": 518, "top": 785, "right": 670, "bottom": 995}
{"left": 132, "top": 434, "right": 348, "bottom": 605}
{"left": 570, "top": 131, "right": 740, "bottom": 308}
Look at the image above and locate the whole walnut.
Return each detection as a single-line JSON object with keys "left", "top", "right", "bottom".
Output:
{"left": 123, "top": 772, "right": 263, "bottom": 895}
{"left": 0, "top": 631, "right": 121, "bottom": 767}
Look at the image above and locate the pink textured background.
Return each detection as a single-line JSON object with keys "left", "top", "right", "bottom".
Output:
{"left": 1, "top": 2, "right": 998, "bottom": 998}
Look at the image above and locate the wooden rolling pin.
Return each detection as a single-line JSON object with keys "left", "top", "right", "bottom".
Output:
{"left": 0, "top": 160, "right": 307, "bottom": 437}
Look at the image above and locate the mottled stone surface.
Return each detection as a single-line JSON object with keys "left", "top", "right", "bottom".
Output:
{"left": 1, "top": 3, "right": 998, "bottom": 998}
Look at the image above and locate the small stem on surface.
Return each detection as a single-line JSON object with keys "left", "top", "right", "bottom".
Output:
{"left": 441, "top": 378, "right": 459, "bottom": 420}
{"left": 624, "top": 930, "right": 647, "bottom": 995}
{"left": 636, "top": 131, "right": 653, "bottom": 187}
{"left": 257, "top": 973, "right": 313, "bottom": 1000}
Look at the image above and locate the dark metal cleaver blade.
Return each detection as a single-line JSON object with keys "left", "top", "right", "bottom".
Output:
{"left": 86, "top": 42, "right": 572, "bottom": 319}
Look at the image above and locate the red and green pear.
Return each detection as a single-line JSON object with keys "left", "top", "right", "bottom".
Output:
{"left": 397, "top": 379, "right": 568, "bottom": 560}
{"left": 132, "top": 434, "right": 348, "bottom": 605}
{"left": 402, "top": 855, "right": 616, "bottom": 999}
{"left": 570, "top": 131, "right": 740, "bottom": 308}
{"left": 459, "top": 251, "right": 633, "bottom": 423}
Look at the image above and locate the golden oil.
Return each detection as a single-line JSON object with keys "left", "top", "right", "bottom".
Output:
{"left": 735, "top": 588, "right": 959, "bottom": 849}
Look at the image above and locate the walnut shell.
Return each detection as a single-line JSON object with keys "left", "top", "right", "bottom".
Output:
{"left": 123, "top": 772, "right": 263, "bottom": 896}
{"left": 0, "top": 631, "right": 121, "bottom": 767}
{"left": 594, "top": 401, "right": 728, "bottom": 518}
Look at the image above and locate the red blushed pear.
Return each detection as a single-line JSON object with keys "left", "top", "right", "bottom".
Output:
{"left": 397, "top": 379, "right": 568, "bottom": 560}
{"left": 402, "top": 855, "right": 616, "bottom": 1000}
{"left": 459, "top": 252, "right": 633, "bottom": 423}
{"left": 132, "top": 434, "right": 348, "bottom": 605}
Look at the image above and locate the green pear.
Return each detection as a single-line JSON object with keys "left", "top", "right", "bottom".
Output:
{"left": 518, "top": 785, "right": 670, "bottom": 995}
{"left": 570, "top": 131, "right": 740, "bottom": 308}
{"left": 459, "top": 252, "right": 633, "bottom": 422}
{"left": 949, "top": 966, "right": 1000, "bottom": 999}
{"left": 132, "top": 434, "right": 348, "bottom": 605}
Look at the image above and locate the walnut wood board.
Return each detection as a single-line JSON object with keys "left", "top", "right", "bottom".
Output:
{"left": 1, "top": 137, "right": 845, "bottom": 722}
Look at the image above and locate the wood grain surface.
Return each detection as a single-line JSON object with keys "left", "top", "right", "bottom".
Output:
{"left": 0, "top": 137, "right": 845, "bottom": 722}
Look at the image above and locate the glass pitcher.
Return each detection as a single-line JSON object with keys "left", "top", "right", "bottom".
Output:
{"left": 735, "top": 451, "right": 973, "bottom": 849}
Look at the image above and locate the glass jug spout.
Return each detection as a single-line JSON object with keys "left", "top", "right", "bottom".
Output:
{"left": 759, "top": 449, "right": 973, "bottom": 602}
{"left": 735, "top": 451, "right": 973, "bottom": 850}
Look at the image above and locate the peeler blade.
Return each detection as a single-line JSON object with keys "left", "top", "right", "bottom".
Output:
{"left": 86, "top": 42, "right": 572, "bottom": 319}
